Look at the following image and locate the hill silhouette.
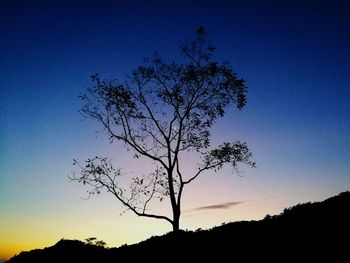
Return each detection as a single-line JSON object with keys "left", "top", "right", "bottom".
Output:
{"left": 7, "top": 191, "right": 349, "bottom": 262}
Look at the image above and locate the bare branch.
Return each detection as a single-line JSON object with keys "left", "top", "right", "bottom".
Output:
{"left": 71, "top": 157, "right": 172, "bottom": 224}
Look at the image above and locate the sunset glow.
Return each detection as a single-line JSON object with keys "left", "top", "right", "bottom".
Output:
{"left": 1, "top": 1, "right": 349, "bottom": 260}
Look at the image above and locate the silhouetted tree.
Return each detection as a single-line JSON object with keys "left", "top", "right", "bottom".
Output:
{"left": 84, "top": 237, "right": 107, "bottom": 248}
{"left": 85, "top": 237, "right": 97, "bottom": 245}
{"left": 71, "top": 27, "right": 255, "bottom": 231}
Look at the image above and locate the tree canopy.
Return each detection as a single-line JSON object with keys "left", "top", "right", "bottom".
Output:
{"left": 72, "top": 27, "right": 255, "bottom": 231}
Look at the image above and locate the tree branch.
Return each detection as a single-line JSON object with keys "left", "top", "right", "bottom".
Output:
{"left": 71, "top": 158, "right": 172, "bottom": 224}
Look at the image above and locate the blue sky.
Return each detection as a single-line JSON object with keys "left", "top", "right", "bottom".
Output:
{"left": 1, "top": 0, "right": 349, "bottom": 259}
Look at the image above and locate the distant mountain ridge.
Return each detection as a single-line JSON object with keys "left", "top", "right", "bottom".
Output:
{"left": 7, "top": 191, "right": 349, "bottom": 262}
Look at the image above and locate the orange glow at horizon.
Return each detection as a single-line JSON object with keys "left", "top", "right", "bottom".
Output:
{"left": 0, "top": 191, "right": 302, "bottom": 260}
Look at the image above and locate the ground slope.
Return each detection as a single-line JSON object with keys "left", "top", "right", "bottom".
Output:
{"left": 7, "top": 191, "right": 349, "bottom": 262}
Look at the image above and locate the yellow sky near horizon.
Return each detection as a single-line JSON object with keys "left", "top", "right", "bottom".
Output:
{"left": 1, "top": 180, "right": 342, "bottom": 261}
{"left": 0, "top": 197, "right": 281, "bottom": 260}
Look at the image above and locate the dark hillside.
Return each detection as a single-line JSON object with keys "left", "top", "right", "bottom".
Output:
{"left": 7, "top": 191, "right": 349, "bottom": 262}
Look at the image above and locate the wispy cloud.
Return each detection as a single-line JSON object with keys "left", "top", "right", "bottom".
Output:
{"left": 191, "top": 201, "right": 243, "bottom": 211}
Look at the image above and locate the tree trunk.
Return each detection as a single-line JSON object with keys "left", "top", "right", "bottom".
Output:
{"left": 173, "top": 208, "right": 181, "bottom": 232}
{"left": 168, "top": 168, "right": 181, "bottom": 232}
{"left": 172, "top": 211, "right": 180, "bottom": 232}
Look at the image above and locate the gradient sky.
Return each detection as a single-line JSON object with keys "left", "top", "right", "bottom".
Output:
{"left": 1, "top": 0, "right": 350, "bottom": 260}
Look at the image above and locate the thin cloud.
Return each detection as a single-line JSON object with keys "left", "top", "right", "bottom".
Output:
{"left": 183, "top": 198, "right": 278, "bottom": 215}
{"left": 192, "top": 201, "right": 243, "bottom": 211}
